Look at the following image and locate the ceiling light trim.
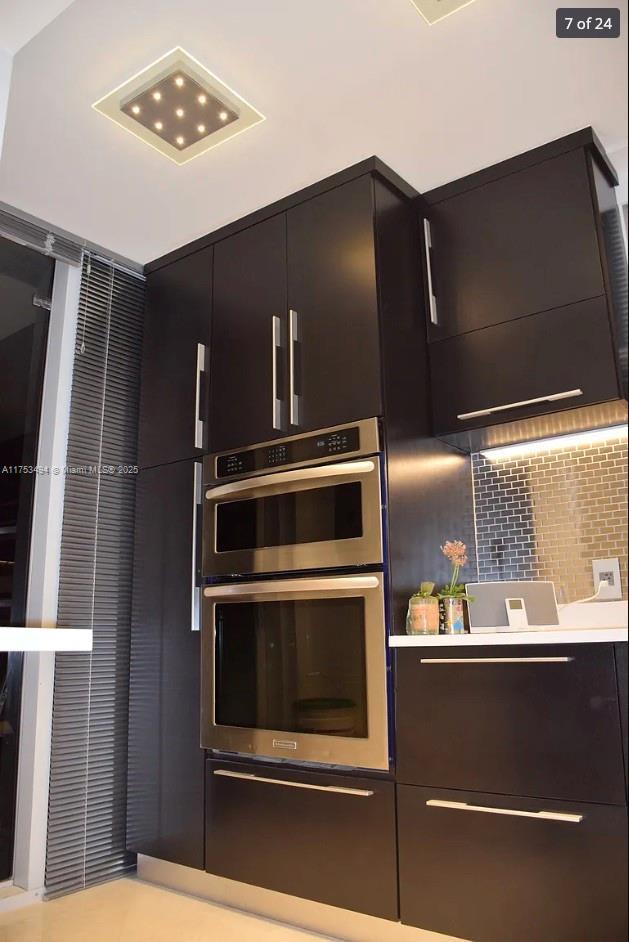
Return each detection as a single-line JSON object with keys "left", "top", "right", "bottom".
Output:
{"left": 92, "top": 47, "right": 265, "bottom": 165}
{"left": 408, "top": 0, "right": 478, "bottom": 25}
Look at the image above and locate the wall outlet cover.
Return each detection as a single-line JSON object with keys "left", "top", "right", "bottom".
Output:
{"left": 592, "top": 558, "right": 622, "bottom": 600}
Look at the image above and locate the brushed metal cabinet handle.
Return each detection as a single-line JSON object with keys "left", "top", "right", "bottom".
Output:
{"left": 272, "top": 315, "right": 282, "bottom": 431}
{"left": 206, "top": 458, "right": 375, "bottom": 500}
{"left": 426, "top": 799, "right": 583, "bottom": 824}
{"left": 457, "top": 388, "right": 583, "bottom": 421}
{"left": 419, "top": 657, "right": 574, "bottom": 665}
{"left": 213, "top": 769, "right": 374, "bottom": 797}
{"left": 191, "top": 462, "right": 202, "bottom": 632}
{"left": 289, "top": 309, "right": 300, "bottom": 426}
{"left": 423, "top": 219, "right": 438, "bottom": 326}
{"left": 203, "top": 574, "right": 381, "bottom": 599}
{"left": 194, "top": 343, "right": 208, "bottom": 449}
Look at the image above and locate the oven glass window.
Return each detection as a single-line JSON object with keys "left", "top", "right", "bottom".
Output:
{"left": 215, "top": 482, "right": 362, "bottom": 553}
{"left": 215, "top": 598, "right": 368, "bottom": 738}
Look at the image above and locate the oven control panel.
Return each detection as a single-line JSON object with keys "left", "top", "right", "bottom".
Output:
{"left": 216, "top": 425, "right": 361, "bottom": 479}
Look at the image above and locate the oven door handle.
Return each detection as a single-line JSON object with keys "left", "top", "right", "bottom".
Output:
{"left": 203, "top": 575, "right": 381, "bottom": 599}
{"left": 205, "top": 458, "right": 376, "bottom": 500}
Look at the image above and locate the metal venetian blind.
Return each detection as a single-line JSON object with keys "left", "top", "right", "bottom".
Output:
{"left": 0, "top": 207, "right": 83, "bottom": 266}
{"left": 45, "top": 253, "right": 145, "bottom": 897}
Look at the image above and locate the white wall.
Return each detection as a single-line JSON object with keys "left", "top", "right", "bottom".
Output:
{"left": 0, "top": 46, "right": 12, "bottom": 160}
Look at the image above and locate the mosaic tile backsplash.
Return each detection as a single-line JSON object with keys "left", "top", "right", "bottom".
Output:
{"left": 472, "top": 428, "right": 628, "bottom": 603}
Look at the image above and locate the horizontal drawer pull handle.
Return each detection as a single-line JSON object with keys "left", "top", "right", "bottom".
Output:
{"left": 213, "top": 769, "right": 374, "bottom": 797}
{"left": 419, "top": 657, "right": 574, "bottom": 665}
{"left": 426, "top": 799, "right": 583, "bottom": 824}
{"left": 206, "top": 459, "right": 375, "bottom": 500}
{"left": 457, "top": 389, "right": 583, "bottom": 421}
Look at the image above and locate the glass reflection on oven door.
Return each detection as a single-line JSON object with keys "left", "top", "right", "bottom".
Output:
{"left": 215, "top": 596, "right": 368, "bottom": 738}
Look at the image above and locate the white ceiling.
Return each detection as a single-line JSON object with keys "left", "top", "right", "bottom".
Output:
{"left": 0, "top": 0, "right": 77, "bottom": 54}
{"left": 0, "top": 0, "right": 627, "bottom": 265}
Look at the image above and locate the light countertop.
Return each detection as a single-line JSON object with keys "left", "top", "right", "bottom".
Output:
{"left": 0, "top": 627, "right": 93, "bottom": 652}
{"left": 390, "top": 627, "right": 627, "bottom": 647}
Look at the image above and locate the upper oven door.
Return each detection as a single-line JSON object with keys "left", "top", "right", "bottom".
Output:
{"left": 203, "top": 458, "right": 383, "bottom": 578}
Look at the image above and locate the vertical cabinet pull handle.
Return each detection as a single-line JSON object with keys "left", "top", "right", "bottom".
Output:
{"left": 194, "top": 343, "right": 208, "bottom": 450}
{"left": 289, "top": 309, "right": 300, "bottom": 427}
{"left": 272, "top": 315, "right": 282, "bottom": 431}
{"left": 191, "top": 462, "right": 202, "bottom": 632}
{"left": 423, "top": 219, "right": 438, "bottom": 326}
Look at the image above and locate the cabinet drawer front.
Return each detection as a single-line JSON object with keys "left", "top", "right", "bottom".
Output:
{"left": 395, "top": 644, "right": 626, "bottom": 804}
{"left": 430, "top": 298, "right": 619, "bottom": 436}
{"left": 205, "top": 759, "right": 398, "bottom": 920}
{"left": 398, "top": 785, "right": 628, "bottom": 942}
{"left": 426, "top": 147, "right": 604, "bottom": 341}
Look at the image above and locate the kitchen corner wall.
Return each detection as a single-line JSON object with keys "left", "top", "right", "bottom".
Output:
{"left": 472, "top": 427, "right": 628, "bottom": 603}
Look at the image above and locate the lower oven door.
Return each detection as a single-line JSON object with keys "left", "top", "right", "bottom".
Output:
{"left": 203, "top": 458, "right": 383, "bottom": 578}
{"left": 201, "top": 573, "right": 389, "bottom": 771}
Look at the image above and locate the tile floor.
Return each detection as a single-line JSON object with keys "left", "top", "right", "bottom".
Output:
{"left": 0, "top": 878, "right": 338, "bottom": 942}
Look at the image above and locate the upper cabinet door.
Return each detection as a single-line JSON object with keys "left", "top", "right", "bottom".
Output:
{"left": 286, "top": 176, "right": 382, "bottom": 433}
{"left": 426, "top": 149, "right": 605, "bottom": 341}
{"left": 138, "top": 248, "right": 212, "bottom": 469}
{"left": 210, "top": 215, "right": 287, "bottom": 453}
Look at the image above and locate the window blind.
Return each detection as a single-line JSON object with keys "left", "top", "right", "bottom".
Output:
{"left": 45, "top": 253, "right": 145, "bottom": 897}
{"left": 0, "top": 207, "right": 83, "bottom": 267}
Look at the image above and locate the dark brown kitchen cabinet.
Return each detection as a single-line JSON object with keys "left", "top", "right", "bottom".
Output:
{"left": 205, "top": 758, "right": 398, "bottom": 920}
{"left": 138, "top": 248, "right": 212, "bottom": 469}
{"left": 423, "top": 146, "right": 606, "bottom": 341}
{"left": 424, "top": 129, "right": 627, "bottom": 441}
{"left": 430, "top": 297, "right": 621, "bottom": 436}
{"left": 398, "top": 784, "right": 628, "bottom": 942}
{"left": 286, "top": 175, "right": 382, "bottom": 434}
{"left": 209, "top": 215, "right": 287, "bottom": 453}
{"left": 395, "top": 644, "right": 626, "bottom": 804}
{"left": 127, "top": 458, "right": 205, "bottom": 869}
{"left": 208, "top": 175, "right": 383, "bottom": 453}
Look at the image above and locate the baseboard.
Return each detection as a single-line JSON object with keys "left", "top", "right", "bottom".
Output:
{"left": 136, "top": 855, "right": 464, "bottom": 942}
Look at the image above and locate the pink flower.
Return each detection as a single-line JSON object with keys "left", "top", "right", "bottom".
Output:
{"left": 441, "top": 540, "right": 468, "bottom": 568}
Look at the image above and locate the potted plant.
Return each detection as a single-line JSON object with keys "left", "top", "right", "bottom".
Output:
{"left": 406, "top": 581, "right": 439, "bottom": 635}
{"left": 438, "top": 541, "right": 473, "bottom": 634}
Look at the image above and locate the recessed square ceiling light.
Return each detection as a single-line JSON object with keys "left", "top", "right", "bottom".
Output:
{"left": 409, "top": 0, "right": 478, "bottom": 25}
{"left": 93, "top": 47, "right": 264, "bottom": 165}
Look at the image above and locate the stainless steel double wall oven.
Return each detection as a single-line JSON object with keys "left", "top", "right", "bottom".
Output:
{"left": 200, "top": 418, "right": 390, "bottom": 770}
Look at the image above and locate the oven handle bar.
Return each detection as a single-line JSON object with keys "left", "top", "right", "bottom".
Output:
{"left": 213, "top": 769, "right": 374, "bottom": 797}
{"left": 203, "top": 575, "right": 381, "bottom": 599}
{"left": 206, "top": 459, "right": 376, "bottom": 500}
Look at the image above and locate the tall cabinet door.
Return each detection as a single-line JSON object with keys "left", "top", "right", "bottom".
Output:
{"left": 210, "top": 215, "right": 287, "bottom": 453}
{"left": 127, "top": 458, "right": 204, "bottom": 869}
{"left": 138, "top": 248, "right": 212, "bottom": 469}
{"left": 286, "top": 176, "right": 382, "bottom": 433}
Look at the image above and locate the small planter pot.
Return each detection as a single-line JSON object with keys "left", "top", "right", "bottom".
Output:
{"left": 406, "top": 597, "right": 440, "bottom": 635}
{"left": 440, "top": 597, "right": 467, "bottom": 634}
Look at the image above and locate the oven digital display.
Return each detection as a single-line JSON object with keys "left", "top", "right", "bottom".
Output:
{"left": 216, "top": 426, "right": 360, "bottom": 478}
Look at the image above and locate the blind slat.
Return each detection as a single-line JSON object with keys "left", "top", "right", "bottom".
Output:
{"left": 45, "top": 253, "right": 145, "bottom": 898}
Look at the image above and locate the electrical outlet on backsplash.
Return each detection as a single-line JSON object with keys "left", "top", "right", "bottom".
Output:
{"left": 471, "top": 426, "right": 628, "bottom": 604}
